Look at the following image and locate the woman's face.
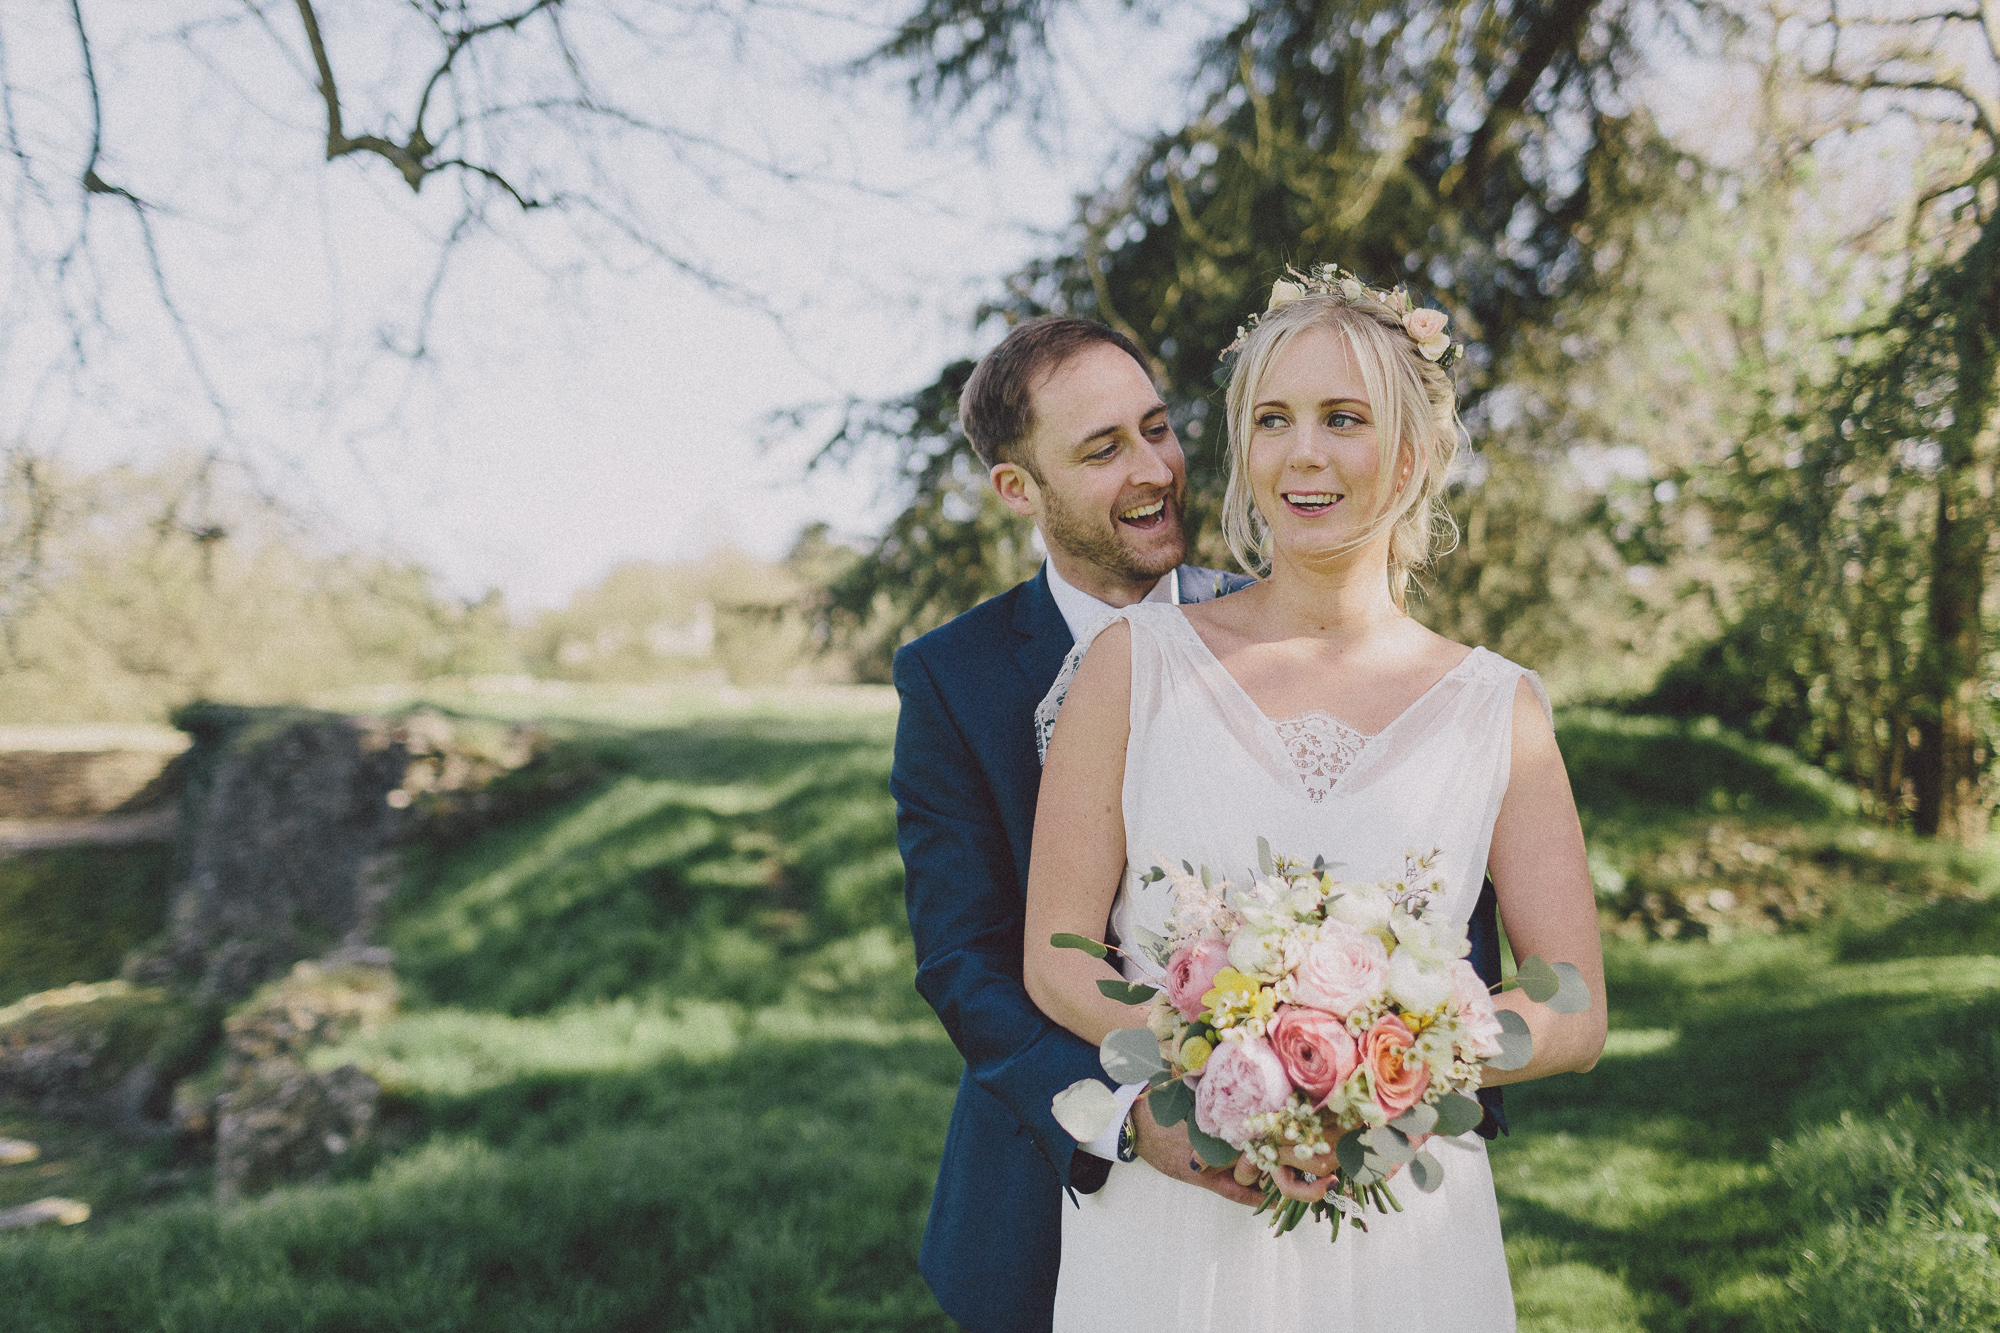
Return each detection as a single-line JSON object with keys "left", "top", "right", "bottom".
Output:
{"left": 1245, "top": 325, "right": 1403, "bottom": 568}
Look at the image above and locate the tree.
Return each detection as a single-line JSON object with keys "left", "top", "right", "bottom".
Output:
{"left": 1676, "top": 0, "right": 2000, "bottom": 839}
{"left": 822, "top": 0, "right": 1697, "bottom": 673}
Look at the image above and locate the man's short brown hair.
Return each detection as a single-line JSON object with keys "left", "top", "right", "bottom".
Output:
{"left": 958, "top": 317, "right": 1150, "bottom": 475}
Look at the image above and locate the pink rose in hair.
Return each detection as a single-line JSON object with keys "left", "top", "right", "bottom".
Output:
{"left": 1361, "top": 1014, "right": 1430, "bottom": 1119}
{"left": 1194, "top": 1037, "right": 1291, "bottom": 1149}
{"left": 1291, "top": 920, "right": 1388, "bottom": 1017}
{"left": 1404, "top": 308, "right": 1449, "bottom": 342}
{"left": 1165, "top": 938, "right": 1232, "bottom": 1021}
{"left": 1268, "top": 1004, "right": 1359, "bottom": 1103}
{"left": 1450, "top": 959, "right": 1504, "bottom": 1059}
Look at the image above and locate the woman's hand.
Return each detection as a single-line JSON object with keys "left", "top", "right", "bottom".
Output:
{"left": 1231, "top": 1142, "right": 1341, "bottom": 1203}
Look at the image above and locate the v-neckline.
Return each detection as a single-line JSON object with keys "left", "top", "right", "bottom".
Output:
{"left": 1169, "top": 605, "right": 1483, "bottom": 744}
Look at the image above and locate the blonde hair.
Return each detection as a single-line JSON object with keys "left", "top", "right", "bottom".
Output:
{"left": 1220, "top": 293, "right": 1462, "bottom": 609}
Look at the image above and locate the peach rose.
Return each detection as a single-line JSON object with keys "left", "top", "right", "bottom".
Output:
{"left": 1193, "top": 1036, "right": 1291, "bottom": 1150}
{"left": 1291, "top": 920, "right": 1387, "bottom": 1017}
{"left": 1268, "top": 1004, "right": 1358, "bottom": 1103}
{"left": 1404, "top": 308, "right": 1448, "bottom": 342}
{"left": 1361, "top": 1014, "right": 1430, "bottom": 1119}
{"left": 1166, "top": 938, "right": 1232, "bottom": 1021}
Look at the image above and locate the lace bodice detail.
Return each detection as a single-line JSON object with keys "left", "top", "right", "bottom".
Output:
{"left": 1272, "top": 711, "right": 1367, "bottom": 802}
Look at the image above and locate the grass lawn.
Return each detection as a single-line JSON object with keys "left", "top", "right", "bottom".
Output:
{"left": 4, "top": 689, "right": 1999, "bottom": 1330}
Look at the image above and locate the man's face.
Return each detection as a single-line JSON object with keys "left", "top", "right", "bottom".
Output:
{"left": 992, "top": 343, "right": 1189, "bottom": 594}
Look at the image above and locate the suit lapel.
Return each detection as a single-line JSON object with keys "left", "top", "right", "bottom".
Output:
{"left": 1013, "top": 565, "right": 1076, "bottom": 693}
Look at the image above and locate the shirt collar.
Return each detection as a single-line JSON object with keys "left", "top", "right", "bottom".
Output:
{"left": 1043, "top": 560, "right": 1178, "bottom": 643}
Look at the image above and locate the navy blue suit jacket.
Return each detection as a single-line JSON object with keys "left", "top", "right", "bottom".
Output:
{"left": 893, "top": 564, "right": 1505, "bottom": 1332}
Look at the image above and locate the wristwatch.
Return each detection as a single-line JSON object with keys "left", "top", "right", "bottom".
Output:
{"left": 1116, "top": 1107, "right": 1139, "bottom": 1163}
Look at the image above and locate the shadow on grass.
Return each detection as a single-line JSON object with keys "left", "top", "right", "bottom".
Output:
{"left": 1499, "top": 942, "right": 2000, "bottom": 1332}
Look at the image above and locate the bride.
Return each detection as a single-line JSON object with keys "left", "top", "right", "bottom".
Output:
{"left": 1022, "top": 273, "right": 1607, "bottom": 1331}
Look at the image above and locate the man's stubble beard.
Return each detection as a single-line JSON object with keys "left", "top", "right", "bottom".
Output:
{"left": 1036, "top": 478, "right": 1187, "bottom": 584}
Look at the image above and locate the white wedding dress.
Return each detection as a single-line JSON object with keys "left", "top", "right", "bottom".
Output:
{"left": 1035, "top": 602, "right": 1543, "bottom": 1333}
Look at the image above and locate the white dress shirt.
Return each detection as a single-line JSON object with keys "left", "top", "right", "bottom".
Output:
{"left": 1044, "top": 560, "right": 1179, "bottom": 642}
{"left": 1039, "top": 559, "right": 1178, "bottom": 1161}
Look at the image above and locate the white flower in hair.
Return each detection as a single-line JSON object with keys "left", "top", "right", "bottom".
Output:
{"left": 1268, "top": 278, "right": 1308, "bottom": 309}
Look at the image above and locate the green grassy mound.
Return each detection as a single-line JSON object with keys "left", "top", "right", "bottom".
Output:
{"left": 4, "top": 697, "right": 1998, "bottom": 1331}
{"left": 0, "top": 845, "right": 172, "bottom": 1007}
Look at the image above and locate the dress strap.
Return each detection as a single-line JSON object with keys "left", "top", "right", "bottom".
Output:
{"left": 1034, "top": 603, "right": 1178, "bottom": 765}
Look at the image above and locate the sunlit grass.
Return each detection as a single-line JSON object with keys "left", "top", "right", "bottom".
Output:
{"left": 8, "top": 706, "right": 2000, "bottom": 1330}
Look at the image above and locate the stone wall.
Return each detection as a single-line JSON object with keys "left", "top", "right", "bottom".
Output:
{"left": 124, "top": 705, "right": 539, "bottom": 1004}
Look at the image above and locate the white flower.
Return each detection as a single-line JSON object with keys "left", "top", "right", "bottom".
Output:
{"left": 1337, "top": 277, "right": 1365, "bottom": 302}
{"left": 1268, "top": 278, "right": 1308, "bottom": 310}
{"left": 1391, "top": 909, "right": 1468, "bottom": 969}
{"left": 1417, "top": 333, "right": 1452, "bottom": 362}
{"left": 1410, "top": 1023, "right": 1459, "bottom": 1078}
{"left": 1228, "top": 925, "right": 1306, "bottom": 983}
{"left": 1386, "top": 948, "right": 1454, "bottom": 1013}
{"left": 1324, "top": 880, "right": 1393, "bottom": 934}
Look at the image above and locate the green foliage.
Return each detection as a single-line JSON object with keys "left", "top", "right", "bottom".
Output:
{"left": 523, "top": 539, "right": 859, "bottom": 688}
{"left": 0, "top": 847, "right": 173, "bottom": 1006}
{"left": 0, "top": 461, "right": 521, "bottom": 724}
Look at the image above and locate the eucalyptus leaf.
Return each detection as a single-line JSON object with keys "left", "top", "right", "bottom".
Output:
{"left": 1051, "top": 1079, "right": 1121, "bottom": 1143}
{"left": 1514, "top": 954, "right": 1561, "bottom": 1004}
{"left": 1408, "top": 1150, "right": 1444, "bottom": 1194}
{"left": 1050, "top": 933, "right": 1108, "bottom": 959}
{"left": 1096, "top": 979, "right": 1160, "bottom": 1005}
{"left": 1185, "top": 1121, "right": 1240, "bottom": 1169}
{"left": 1490, "top": 1020, "right": 1534, "bottom": 1071}
{"left": 1148, "top": 1078, "right": 1194, "bottom": 1127}
{"left": 1548, "top": 961, "right": 1591, "bottom": 1014}
{"left": 1257, "top": 836, "right": 1276, "bottom": 877}
{"left": 1100, "top": 1027, "right": 1168, "bottom": 1083}
{"left": 1430, "top": 1093, "right": 1486, "bottom": 1137}
{"left": 1148, "top": 1068, "right": 1174, "bottom": 1087}
{"left": 1391, "top": 1102, "right": 1439, "bottom": 1137}
{"left": 1335, "top": 1130, "right": 1383, "bottom": 1187}
{"left": 1363, "top": 1125, "right": 1415, "bottom": 1166}
{"left": 1498, "top": 1009, "right": 1531, "bottom": 1036}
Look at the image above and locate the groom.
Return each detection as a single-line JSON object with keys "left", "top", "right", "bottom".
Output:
{"left": 890, "top": 317, "right": 1259, "bottom": 1331}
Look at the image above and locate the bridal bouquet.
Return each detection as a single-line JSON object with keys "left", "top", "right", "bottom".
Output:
{"left": 1051, "top": 841, "right": 1588, "bottom": 1240}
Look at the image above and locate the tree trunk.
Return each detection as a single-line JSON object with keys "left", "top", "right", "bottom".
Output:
{"left": 1913, "top": 233, "right": 2000, "bottom": 842}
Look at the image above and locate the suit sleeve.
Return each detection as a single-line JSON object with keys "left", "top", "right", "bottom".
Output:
{"left": 892, "top": 643, "right": 1115, "bottom": 1192}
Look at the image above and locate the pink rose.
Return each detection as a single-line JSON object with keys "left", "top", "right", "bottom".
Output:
{"left": 1361, "top": 1015, "right": 1430, "bottom": 1119}
{"left": 1166, "top": 938, "right": 1231, "bottom": 1021}
{"left": 1268, "top": 1004, "right": 1358, "bottom": 1104}
{"left": 1291, "top": 921, "right": 1388, "bottom": 1017}
{"left": 1450, "top": 959, "right": 1504, "bottom": 1059}
{"left": 1404, "top": 308, "right": 1448, "bottom": 342}
{"left": 1194, "top": 1037, "right": 1291, "bottom": 1149}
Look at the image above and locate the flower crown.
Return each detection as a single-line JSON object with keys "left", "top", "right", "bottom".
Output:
{"left": 1219, "top": 263, "right": 1463, "bottom": 371}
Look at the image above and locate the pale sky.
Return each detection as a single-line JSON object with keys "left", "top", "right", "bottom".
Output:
{"left": 1, "top": 0, "right": 1215, "bottom": 608}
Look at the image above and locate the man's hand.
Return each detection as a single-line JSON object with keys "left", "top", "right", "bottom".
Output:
{"left": 1131, "top": 1096, "right": 1263, "bottom": 1206}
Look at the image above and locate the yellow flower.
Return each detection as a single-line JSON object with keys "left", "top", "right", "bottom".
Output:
{"left": 1180, "top": 1035, "right": 1213, "bottom": 1072}
{"left": 1201, "top": 966, "right": 1262, "bottom": 1010}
